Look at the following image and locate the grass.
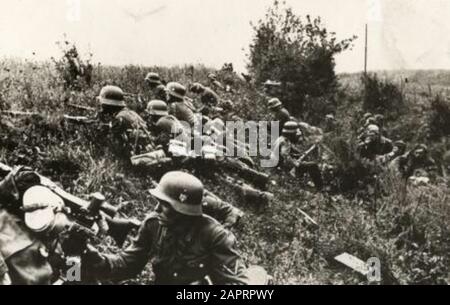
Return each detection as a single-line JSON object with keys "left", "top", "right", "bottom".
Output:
{"left": 0, "top": 58, "right": 449, "bottom": 284}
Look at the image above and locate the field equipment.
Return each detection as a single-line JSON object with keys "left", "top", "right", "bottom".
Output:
{"left": 0, "top": 163, "right": 140, "bottom": 248}
{"left": 217, "top": 174, "right": 273, "bottom": 205}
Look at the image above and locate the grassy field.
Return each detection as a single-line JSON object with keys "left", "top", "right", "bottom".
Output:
{"left": 1, "top": 57, "right": 449, "bottom": 285}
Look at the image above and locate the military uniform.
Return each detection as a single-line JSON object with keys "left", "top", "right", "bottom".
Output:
{"left": 0, "top": 210, "right": 54, "bottom": 285}
{"left": 271, "top": 134, "right": 323, "bottom": 189}
{"left": 109, "top": 108, "right": 150, "bottom": 157}
{"left": 202, "top": 192, "right": 243, "bottom": 229}
{"left": 166, "top": 82, "right": 196, "bottom": 127}
{"left": 169, "top": 101, "right": 196, "bottom": 127}
{"left": 94, "top": 212, "right": 248, "bottom": 284}
{"left": 199, "top": 87, "right": 220, "bottom": 116}
{"left": 389, "top": 150, "right": 437, "bottom": 180}
{"left": 273, "top": 107, "right": 291, "bottom": 130}
{"left": 84, "top": 171, "right": 251, "bottom": 285}
{"left": 152, "top": 84, "right": 167, "bottom": 102}
{"left": 357, "top": 136, "right": 394, "bottom": 161}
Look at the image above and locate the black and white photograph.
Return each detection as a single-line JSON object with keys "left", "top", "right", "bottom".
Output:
{"left": 0, "top": 0, "right": 449, "bottom": 291}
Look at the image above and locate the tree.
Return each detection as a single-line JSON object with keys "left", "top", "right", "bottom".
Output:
{"left": 247, "top": 0, "right": 356, "bottom": 122}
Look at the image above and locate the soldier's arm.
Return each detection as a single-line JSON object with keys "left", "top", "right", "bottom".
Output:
{"left": 202, "top": 191, "right": 243, "bottom": 229}
{"left": 93, "top": 216, "right": 156, "bottom": 281}
{"left": 280, "top": 142, "right": 298, "bottom": 169}
{"left": 208, "top": 226, "right": 249, "bottom": 285}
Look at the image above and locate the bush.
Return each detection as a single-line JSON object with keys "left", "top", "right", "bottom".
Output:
{"left": 247, "top": 0, "right": 356, "bottom": 120}
{"left": 52, "top": 38, "right": 93, "bottom": 90}
{"left": 362, "top": 73, "right": 404, "bottom": 116}
{"left": 428, "top": 95, "right": 450, "bottom": 140}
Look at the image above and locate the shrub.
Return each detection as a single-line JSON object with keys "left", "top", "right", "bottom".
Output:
{"left": 52, "top": 38, "right": 93, "bottom": 90}
{"left": 247, "top": 0, "right": 356, "bottom": 120}
{"left": 362, "top": 73, "right": 405, "bottom": 116}
{"left": 428, "top": 95, "right": 450, "bottom": 140}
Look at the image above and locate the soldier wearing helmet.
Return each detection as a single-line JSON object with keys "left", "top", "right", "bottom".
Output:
{"left": 270, "top": 121, "right": 323, "bottom": 189}
{"left": 96, "top": 85, "right": 150, "bottom": 157}
{"left": 262, "top": 80, "right": 282, "bottom": 99}
{"left": 208, "top": 73, "right": 224, "bottom": 91}
{"left": 190, "top": 83, "right": 220, "bottom": 116}
{"left": 389, "top": 144, "right": 437, "bottom": 180}
{"left": 357, "top": 124, "right": 394, "bottom": 161}
{"left": 82, "top": 171, "right": 251, "bottom": 285}
{"left": 166, "top": 82, "right": 196, "bottom": 127}
{"left": 267, "top": 98, "right": 292, "bottom": 130}
{"left": 145, "top": 72, "right": 167, "bottom": 101}
{"left": 145, "top": 100, "right": 170, "bottom": 131}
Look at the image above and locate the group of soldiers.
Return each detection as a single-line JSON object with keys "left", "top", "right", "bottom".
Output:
{"left": 1, "top": 70, "right": 449, "bottom": 286}
{"left": 355, "top": 112, "right": 442, "bottom": 183}
{"left": 0, "top": 72, "right": 272, "bottom": 285}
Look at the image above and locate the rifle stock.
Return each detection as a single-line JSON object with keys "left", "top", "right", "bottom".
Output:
{"left": 294, "top": 144, "right": 318, "bottom": 167}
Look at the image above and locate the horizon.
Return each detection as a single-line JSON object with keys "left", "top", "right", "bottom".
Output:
{"left": 1, "top": 0, "right": 450, "bottom": 73}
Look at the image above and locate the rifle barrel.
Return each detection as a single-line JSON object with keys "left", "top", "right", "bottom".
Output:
{"left": 67, "top": 103, "right": 96, "bottom": 112}
{"left": 1, "top": 110, "right": 38, "bottom": 116}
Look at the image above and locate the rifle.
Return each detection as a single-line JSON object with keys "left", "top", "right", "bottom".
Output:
{"left": 294, "top": 144, "right": 318, "bottom": 167}
{"left": 67, "top": 103, "right": 96, "bottom": 112}
{"left": 63, "top": 115, "right": 112, "bottom": 129}
{"left": 1, "top": 110, "right": 39, "bottom": 117}
{"left": 217, "top": 174, "right": 273, "bottom": 205}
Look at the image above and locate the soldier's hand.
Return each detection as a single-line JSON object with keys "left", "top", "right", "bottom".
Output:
{"left": 82, "top": 244, "right": 107, "bottom": 271}
{"left": 224, "top": 208, "right": 244, "bottom": 229}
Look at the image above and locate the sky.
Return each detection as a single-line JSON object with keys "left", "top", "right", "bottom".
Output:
{"left": 1, "top": 0, "right": 450, "bottom": 73}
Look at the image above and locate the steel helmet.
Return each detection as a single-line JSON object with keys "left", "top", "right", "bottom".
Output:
{"left": 363, "top": 112, "right": 373, "bottom": 121}
{"left": 146, "top": 100, "right": 169, "bottom": 116}
{"left": 149, "top": 171, "right": 204, "bottom": 216}
{"left": 22, "top": 185, "right": 64, "bottom": 232}
{"left": 207, "top": 73, "right": 217, "bottom": 80}
{"left": 263, "top": 80, "right": 281, "bottom": 87}
{"left": 374, "top": 114, "right": 384, "bottom": 123}
{"left": 268, "top": 98, "right": 282, "bottom": 110}
{"left": 190, "top": 82, "right": 205, "bottom": 93}
{"left": 97, "top": 85, "right": 126, "bottom": 107}
{"left": 282, "top": 121, "right": 300, "bottom": 135}
{"left": 145, "top": 72, "right": 161, "bottom": 85}
{"left": 155, "top": 115, "right": 183, "bottom": 135}
{"left": 366, "top": 124, "right": 380, "bottom": 134}
{"left": 166, "top": 82, "right": 186, "bottom": 101}
{"left": 222, "top": 99, "right": 234, "bottom": 111}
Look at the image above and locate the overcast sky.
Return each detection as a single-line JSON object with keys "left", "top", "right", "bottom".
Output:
{"left": 1, "top": 0, "right": 450, "bottom": 73}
